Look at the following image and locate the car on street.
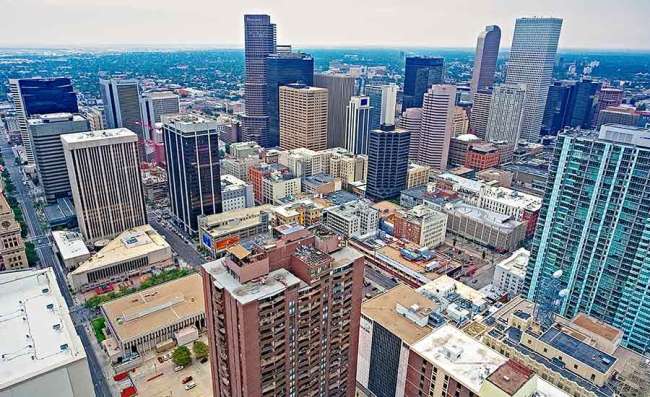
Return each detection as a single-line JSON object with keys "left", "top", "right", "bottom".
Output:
{"left": 184, "top": 382, "right": 196, "bottom": 391}
{"left": 174, "top": 365, "right": 184, "bottom": 372}
{"left": 181, "top": 376, "right": 193, "bottom": 384}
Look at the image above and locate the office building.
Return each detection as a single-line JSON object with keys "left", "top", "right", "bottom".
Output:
{"left": 230, "top": 141, "right": 262, "bottom": 158}
{"left": 464, "top": 142, "right": 501, "bottom": 170}
{"left": 0, "top": 268, "right": 94, "bottom": 397}
{"left": 470, "top": 25, "right": 501, "bottom": 95}
{"left": 593, "top": 88, "right": 624, "bottom": 125}
{"left": 240, "top": 14, "right": 276, "bottom": 145}
{"left": 302, "top": 173, "right": 341, "bottom": 195}
{"left": 366, "top": 83, "right": 398, "bottom": 130}
{"left": 279, "top": 84, "right": 328, "bottom": 151}
{"left": 51, "top": 230, "right": 90, "bottom": 271}
{"left": 448, "top": 133, "right": 483, "bottom": 167}
{"left": 9, "top": 77, "right": 78, "bottom": 166}
{"left": 542, "top": 81, "right": 572, "bottom": 135}
{"left": 403, "top": 56, "right": 444, "bottom": 108}
{"left": 248, "top": 163, "right": 291, "bottom": 203}
{"left": 345, "top": 96, "right": 372, "bottom": 154}
{"left": 198, "top": 205, "right": 273, "bottom": 257}
{"left": 220, "top": 174, "right": 254, "bottom": 212}
{"left": 415, "top": 85, "right": 456, "bottom": 170}
{"left": 327, "top": 149, "right": 368, "bottom": 187}
{"left": 220, "top": 156, "right": 260, "bottom": 182}
{"left": 163, "top": 114, "right": 222, "bottom": 233}
{"left": 80, "top": 106, "right": 105, "bottom": 131}
{"left": 139, "top": 91, "right": 180, "bottom": 139}
{"left": 314, "top": 72, "right": 356, "bottom": 148}
{"left": 398, "top": 107, "right": 423, "bottom": 161}
{"left": 526, "top": 124, "right": 650, "bottom": 354}
{"left": 565, "top": 79, "right": 601, "bottom": 129}
{"left": 485, "top": 83, "right": 527, "bottom": 145}
{"left": 273, "top": 198, "right": 324, "bottom": 227}
{"left": 265, "top": 51, "right": 314, "bottom": 147}
{"left": 470, "top": 89, "right": 492, "bottom": 139}
{"left": 278, "top": 147, "right": 327, "bottom": 177}
{"left": 394, "top": 204, "right": 447, "bottom": 248}
{"left": 62, "top": 129, "right": 146, "bottom": 242}
{"left": 0, "top": 192, "right": 28, "bottom": 272}
{"left": 261, "top": 170, "right": 301, "bottom": 204}
{"left": 28, "top": 113, "right": 90, "bottom": 203}
{"left": 452, "top": 106, "right": 469, "bottom": 135}
{"left": 366, "top": 126, "right": 410, "bottom": 200}
{"left": 505, "top": 17, "right": 563, "bottom": 143}
{"left": 202, "top": 225, "right": 364, "bottom": 397}
{"left": 406, "top": 163, "right": 430, "bottom": 189}
{"left": 99, "top": 77, "right": 144, "bottom": 139}
{"left": 68, "top": 224, "right": 172, "bottom": 292}
{"left": 101, "top": 274, "right": 205, "bottom": 362}
{"left": 324, "top": 199, "right": 379, "bottom": 238}
{"left": 493, "top": 247, "right": 529, "bottom": 297}
{"left": 596, "top": 105, "right": 641, "bottom": 128}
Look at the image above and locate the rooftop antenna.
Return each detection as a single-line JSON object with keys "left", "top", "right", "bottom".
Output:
{"left": 533, "top": 270, "right": 569, "bottom": 330}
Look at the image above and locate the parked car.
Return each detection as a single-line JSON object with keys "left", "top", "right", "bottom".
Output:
{"left": 181, "top": 376, "right": 193, "bottom": 384}
{"left": 184, "top": 382, "right": 196, "bottom": 391}
{"left": 174, "top": 365, "right": 184, "bottom": 372}
{"left": 199, "top": 357, "right": 208, "bottom": 364}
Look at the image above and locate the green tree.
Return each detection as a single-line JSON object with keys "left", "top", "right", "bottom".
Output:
{"left": 25, "top": 241, "right": 38, "bottom": 266}
{"left": 172, "top": 345, "right": 192, "bottom": 367}
{"left": 192, "top": 340, "right": 208, "bottom": 360}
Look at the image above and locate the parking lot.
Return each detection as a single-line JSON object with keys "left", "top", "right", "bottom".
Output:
{"left": 128, "top": 338, "right": 213, "bottom": 397}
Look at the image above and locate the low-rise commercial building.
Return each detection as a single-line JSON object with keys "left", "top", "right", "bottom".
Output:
{"left": 261, "top": 171, "right": 301, "bottom": 204}
{"left": 393, "top": 204, "right": 447, "bottom": 249}
{"left": 273, "top": 198, "right": 324, "bottom": 227}
{"left": 278, "top": 147, "right": 327, "bottom": 177}
{"left": 141, "top": 164, "right": 168, "bottom": 203}
{"left": 51, "top": 230, "right": 90, "bottom": 271}
{"left": 0, "top": 268, "right": 94, "bottom": 396}
{"left": 324, "top": 199, "right": 379, "bottom": 239}
{"left": 302, "top": 173, "right": 342, "bottom": 195}
{"left": 477, "top": 168, "right": 513, "bottom": 187}
{"left": 220, "top": 155, "right": 260, "bottom": 182}
{"left": 464, "top": 142, "right": 500, "bottom": 170}
{"left": 448, "top": 133, "right": 482, "bottom": 167}
{"left": 101, "top": 273, "right": 205, "bottom": 362}
{"left": 406, "top": 163, "right": 430, "bottom": 189}
{"left": 220, "top": 174, "right": 254, "bottom": 212}
{"left": 0, "top": 192, "right": 28, "bottom": 272}
{"left": 68, "top": 224, "right": 173, "bottom": 292}
{"left": 493, "top": 247, "right": 529, "bottom": 297}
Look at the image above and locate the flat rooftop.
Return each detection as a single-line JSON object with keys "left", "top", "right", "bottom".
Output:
{"left": 51, "top": 230, "right": 89, "bottom": 261}
{"left": 0, "top": 269, "right": 86, "bottom": 390}
{"left": 202, "top": 259, "right": 302, "bottom": 305}
{"left": 102, "top": 274, "right": 204, "bottom": 343}
{"left": 418, "top": 275, "right": 487, "bottom": 308}
{"left": 71, "top": 224, "right": 170, "bottom": 275}
{"left": 447, "top": 202, "right": 522, "bottom": 231}
{"left": 496, "top": 248, "right": 529, "bottom": 276}
{"left": 571, "top": 313, "right": 622, "bottom": 343}
{"left": 60, "top": 128, "right": 137, "bottom": 146}
{"left": 161, "top": 114, "right": 218, "bottom": 132}
{"left": 540, "top": 326, "right": 616, "bottom": 374}
{"left": 412, "top": 324, "right": 507, "bottom": 394}
{"left": 487, "top": 359, "right": 534, "bottom": 396}
{"left": 362, "top": 284, "right": 438, "bottom": 345}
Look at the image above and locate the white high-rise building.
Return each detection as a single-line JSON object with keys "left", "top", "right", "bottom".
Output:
{"left": 485, "top": 84, "right": 527, "bottom": 145}
{"left": 345, "top": 96, "right": 372, "bottom": 154}
{"left": 62, "top": 128, "right": 147, "bottom": 242}
{"left": 99, "top": 78, "right": 144, "bottom": 139}
{"left": 140, "top": 91, "right": 180, "bottom": 139}
{"left": 415, "top": 85, "right": 456, "bottom": 171}
{"left": 505, "top": 17, "right": 562, "bottom": 143}
{"left": 378, "top": 84, "right": 398, "bottom": 126}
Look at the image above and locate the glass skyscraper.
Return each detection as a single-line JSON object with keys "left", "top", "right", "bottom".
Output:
{"left": 403, "top": 56, "right": 444, "bottom": 109}
{"left": 526, "top": 124, "right": 650, "bottom": 354}
{"left": 366, "top": 125, "right": 410, "bottom": 200}
{"left": 541, "top": 81, "right": 572, "bottom": 135}
{"left": 565, "top": 79, "right": 601, "bottom": 129}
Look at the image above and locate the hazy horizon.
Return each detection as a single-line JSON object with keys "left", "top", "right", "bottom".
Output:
{"left": 1, "top": 0, "right": 649, "bottom": 50}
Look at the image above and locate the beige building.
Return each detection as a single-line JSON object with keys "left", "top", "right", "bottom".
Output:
{"left": 51, "top": 230, "right": 90, "bottom": 271}
{"left": 68, "top": 224, "right": 173, "bottom": 292}
{"left": 261, "top": 172, "right": 301, "bottom": 204}
{"left": 279, "top": 84, "right": 328, "bottom": 151}
{"left": 406, "top": 163, "right": 430, "bottom": 189}
{"left": 62, "top": 128, "right": 147, "bottom": 242}
{"left": 452, "top": 106, "right": 470, "bottom": 136}
{"left": 0, "top": 193, "right": 28, "bottom": 272}
{"left": 416, "top": 85, "right": 457, "bottom": 171}
{"left": 101, "top": 273, "right": 205, "bottom": 361}
{"left": 327, "top": 150, "right": 367, "bottom": 187}
{"left": 273, "top": 198, "right": 324, "bottom": 227}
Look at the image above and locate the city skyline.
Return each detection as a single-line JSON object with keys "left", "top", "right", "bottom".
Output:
{"left": 1, "top": 1, "right": 650, "bottom": 50}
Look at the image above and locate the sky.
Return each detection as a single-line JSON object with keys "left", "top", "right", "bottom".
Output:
{"left": 1, "top": 0, "right": 649, "bottom": 50}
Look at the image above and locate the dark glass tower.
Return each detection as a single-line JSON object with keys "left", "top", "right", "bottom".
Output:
{"left": 163, "top": 115, "right": 222, "bottom": 234}
{"left": 403, "top": 56, "right": 444, "bottom": 108}
{"left": 18, "top": 78, "right": 78, "bottom": 116}
{"left": 541, "top": 81, "right": 572, "bottom": 135}
{"left": 565, "top": 79, "right": 601, "bottom": 129}
{"left": 365, "top": 125, "right": 410, "bottom": 200}
{"left": 265, "top": 52, "right": 313, "bottom": 147}
{"left": 241, "top": 14, "right": 276, "bottom": 146}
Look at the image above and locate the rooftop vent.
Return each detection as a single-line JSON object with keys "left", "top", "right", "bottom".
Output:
{"left": 52, "top": 323, "right": 61, "bottom": 331}
{"left": 60, "top": 344, "right": 69, "bottom": 351}
{"left": 46, "top": 303, "right": 54, "bottom": 310}
{"left": 41, "top": 288, "right": 49, "bottom": 294}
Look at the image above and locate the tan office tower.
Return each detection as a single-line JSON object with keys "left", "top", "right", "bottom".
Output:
{"left": 470, "top": 89, "right": 492, "bottom": 139}
{"left": 62, "top": 128, "right": 147, "bottom": 242}
{"left": 279, "top": 84, "right": 328, "bottom": 151}
{"left": 470, "top": 25, "right": 501, "bottom": 95}
{"left": 415, "top": 85, "right": 456, "bottom": 171}
{"left": 397, "top": 107, "right": 423, "bottom": 161}
{"left": 314, "top": 73, "right": 355, "bottom": 148}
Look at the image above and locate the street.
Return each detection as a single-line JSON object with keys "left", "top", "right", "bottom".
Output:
{"left": 0, "top": 140, "right": 112, "bottom": 397}
{"left": 147, "top": 212, "right": 205, "bottom": 268}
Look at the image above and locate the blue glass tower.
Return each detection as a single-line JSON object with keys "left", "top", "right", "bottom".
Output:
{"left": 403, "top": 56, "right": 444, "bottom": 109}
{"left": 526, "top": 124, "right": 650, "bottom": 354}
{"left": 365, "top": 125, "right": 410, "bottom": 200}
{"left": 565, "top": 79, "right": 601, "bottom": 129}
{"left": 17, "top": 77, "right": 78, "bottom": 116}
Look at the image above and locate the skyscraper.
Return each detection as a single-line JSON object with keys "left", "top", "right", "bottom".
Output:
{"left": 541, "top": 81, "right": 572, "bottom": 135}
{"left": 61, "top": 128, "right": 147, "bottom": 242}
{"left": 526, "top": 124, "right": 650, "bottom": 354}
{"left": 505, "top": 17, "right": 563, "bottom": 143}
{"left": 469, "top": 89, "right": 492, "bottom": 139}
{"left": 139, "top": 91, "right": 180, "bottom": 139}
{"left": 485, "top": 84, "right": 527, "bottom": 145}
{"left": 366, "top": 126, "right": 410, "bottom": 200}
{"left": 314, "top": 73, "right": 356, "bottom": 148}
{"left": 163, "top": 114, "right": 222, "bottom": 234}
{"left": 28, "top": 113, "right": 89, "bottom": 204}
{"left": 470, "top": 25, "right": 501, "bottom": 95}
{"left": 397, "top": 107, "right": 423, "bottom": 161}
{"left": 99, "top": 78, "right": 144, "bottom": 140}
{"left": 9, "top": 77, "right": 79, "bottom": 166}
{"left": 202, "top": 225, "right": 364, "bottom": 397}
{"left": 265, "top": 51, "right": 314, "bottom": 147}
{"left": 279, "top": 84, "right": 328, "bottom": 151}
{"left": 415, "top": 85, "right": 456, "bottom": 171}
{"left": 403, "top": 56, "right": 444, "bottom": 108}
{"left": 345, "top": 96, "right": 372, "bottom": 154}
{"left": 565, "top": 79, "right": 601, "bottom": 129}
{"left": 365, "top": 83, "right": 398, "bottom": 130}
{"left": 240, "top": 14, "right": 277, "bottom": 146}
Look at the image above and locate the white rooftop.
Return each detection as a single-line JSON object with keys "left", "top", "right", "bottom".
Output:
{"left": 161, "top": 114, "right": 218, "bottom": 132}
{"left": 412, "top": 324, "right": 507, "bottom": 394}
{"left": 496, "top": 248, "right": 529, "bottom": 277}
{"left": 51, "top": 231, "right": 89, "bottom": 261}
{"left": 60, "top": 128, "right": 138, "bottom": 146}
{"left": 0, "top": 269, "right": 86, "bottom": 390}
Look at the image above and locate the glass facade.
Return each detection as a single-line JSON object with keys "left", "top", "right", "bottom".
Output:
{"left": 526, "top": 131, "right": 650, "bottom": 354}
{"left": 403, "top": 57, "right": 444, "bottom": 109}
{"left": 366, "top": 127, "right": 410, "bottom": 200}
{"left": 565, "top": 79, "right": 601, "bottom": 129}
{"left": 367, "top": 324, "right": 401, "bottom": 397}
{"left": 541, "top": 81, "right": 572, "bottom": 136}
{"left": 19, "top": 78, "right": 78, "bottom": 116}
